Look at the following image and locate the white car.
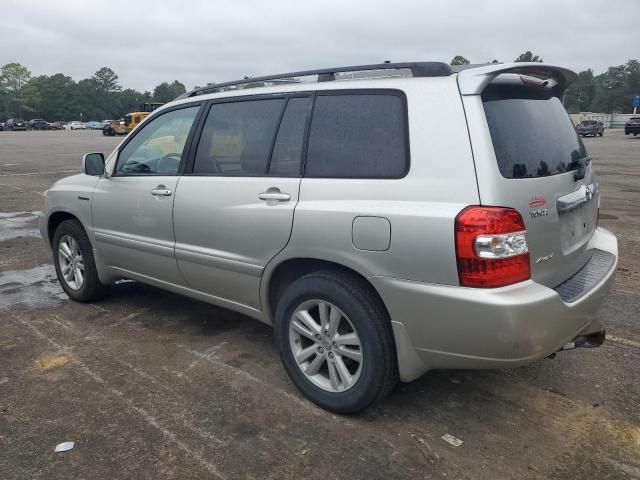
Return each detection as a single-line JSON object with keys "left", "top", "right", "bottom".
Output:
{"left": 66, "top": 121, "right": 82, "bottom": 130}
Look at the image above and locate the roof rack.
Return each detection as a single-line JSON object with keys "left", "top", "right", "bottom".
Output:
{"left": 180, "top": 62, "right": 453, "bottom": 98}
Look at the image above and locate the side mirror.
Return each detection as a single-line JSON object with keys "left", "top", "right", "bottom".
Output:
{"left": 82, "top": 152, "right": 105, "bottom": 176}
{"left": 82, "top": 153, "right": 104, "bottom": 177}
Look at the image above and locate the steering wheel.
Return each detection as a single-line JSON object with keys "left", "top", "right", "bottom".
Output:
{"left": 156, "top": 153, "right": 182, "bottom": 175}
{"left": 122, "top": 161, "right": 150, "bottom": 174}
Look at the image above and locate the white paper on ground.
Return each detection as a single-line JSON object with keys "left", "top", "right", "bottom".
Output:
{"left": 54, "top": 441, "right": 75, "bottom": 452}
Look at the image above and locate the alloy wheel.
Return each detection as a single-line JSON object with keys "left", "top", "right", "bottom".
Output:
{"left": 57, "top": 235, "right": 84, "bottom": 290}
{"left": 289, "top": 299, "right": 363, "bottom": 392}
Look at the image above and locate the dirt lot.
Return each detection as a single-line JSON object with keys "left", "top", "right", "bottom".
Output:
{"left": 0, "top": 129, "right": 639, "bottom": 479}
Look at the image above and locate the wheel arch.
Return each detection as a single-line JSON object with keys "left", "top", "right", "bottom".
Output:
{"left": 262, "top": 257, "right": 390, "bottom": 327}
{"left": 47, "top": 211, "right": 83, "bottom": 246}
{"left": 46, "top": 209, "right": 115, "bottom": 285}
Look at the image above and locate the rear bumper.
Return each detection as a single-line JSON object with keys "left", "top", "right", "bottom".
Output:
{"left": 370, "top": 227, "right": 618, "bottom": 382}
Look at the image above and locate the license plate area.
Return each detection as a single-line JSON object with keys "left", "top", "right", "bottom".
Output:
{"left": 559, "top": 204, "right": 595, "bottom": 253}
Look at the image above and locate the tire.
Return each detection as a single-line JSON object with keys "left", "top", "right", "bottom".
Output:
{"left": 52, "top": 219, "right": 107, "bottom": 302}
{"left": 275, "top": 270, "right": 398, "bottom": 414}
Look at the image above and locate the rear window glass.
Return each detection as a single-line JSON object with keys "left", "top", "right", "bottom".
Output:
{"left": 483, "top": 84, "right": 587, "bottom": 179}
{"left": 305, "top": 93, "right": 408, "bottom": 178}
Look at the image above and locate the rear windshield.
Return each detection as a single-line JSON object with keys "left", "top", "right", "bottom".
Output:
{"left": 482, "top": 84, "right": 587, "bottom": 179}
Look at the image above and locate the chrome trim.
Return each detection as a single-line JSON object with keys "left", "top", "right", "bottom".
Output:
{"left": 556, "top": 183, "right": 598, "bottom": 213}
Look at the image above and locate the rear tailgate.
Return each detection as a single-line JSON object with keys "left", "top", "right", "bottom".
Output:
{"left": 458, "top": 64, "right": 599, "bottom": 288}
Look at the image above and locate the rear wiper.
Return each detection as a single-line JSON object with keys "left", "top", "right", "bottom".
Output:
{"left": 569, "top": 155, "right": 591, "bottom": 181}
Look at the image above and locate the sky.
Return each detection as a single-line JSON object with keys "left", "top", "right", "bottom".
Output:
{"left": 1, "top": 0, "right": 638, "bottom": 92}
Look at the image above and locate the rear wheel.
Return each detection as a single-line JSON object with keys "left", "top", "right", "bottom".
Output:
{"left": 275, "top": 270, "right": 398, "bottom": 414}
{"left": 52, "top": 220, "right": 107, "bottom": 302}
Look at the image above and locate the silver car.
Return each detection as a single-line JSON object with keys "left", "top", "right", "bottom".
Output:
{"left": 39, "top": 62, "right": 618, "bottom": 413}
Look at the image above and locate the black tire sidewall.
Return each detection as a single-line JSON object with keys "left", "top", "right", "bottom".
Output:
{"left": 52, "top": 220, "right": 105, "bottom": 302}
{"left": 275, "top": 272, "right": 395, "bottom": 414}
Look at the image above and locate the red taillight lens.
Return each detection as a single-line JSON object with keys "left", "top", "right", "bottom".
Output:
{"left": 455, "top": 206, "right": 531, "bottom": 288}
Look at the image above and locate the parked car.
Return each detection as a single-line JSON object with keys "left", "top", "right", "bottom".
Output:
{"left": 0, "top": 122, "right": 4, "bottom": 131}
{"left": 29, "top": 118, "right": 49, "bottom": 130}
{"left": 66, "top": 121, "right": 82, "bottom": 130}
{"left": 6, "top": 118, "right": 27, "bottom": 131}
{"left": 624, "top": 117, "right": 640, "bottom": 136}
{"left": 576, "top": 120, "right": 604, "bottom": 137}
{"left": 39, "top": 62, "right": 618, "bottom": 413}
{"left": 53, "top": 121, "right": 66, "bottom": 130}
{"left": 85, "top": 121, "right": 103, "bottom": 130}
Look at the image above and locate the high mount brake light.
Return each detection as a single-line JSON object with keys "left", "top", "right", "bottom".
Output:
{"left": 455, "top": 206, "right": 531, "bottom": 288}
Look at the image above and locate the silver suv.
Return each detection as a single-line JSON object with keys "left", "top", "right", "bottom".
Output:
{"left": 39, "top": 62, "right": 618, "bottom": 413}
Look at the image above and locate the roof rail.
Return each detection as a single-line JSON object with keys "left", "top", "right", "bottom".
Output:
{"left": 179, "top": 62, "right": 453, "bottom": 98}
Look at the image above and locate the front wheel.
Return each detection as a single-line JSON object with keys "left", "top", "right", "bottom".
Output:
{"left": 52, "top": 219, "right": 107, "bottom": 302}
{"left": 275, "top": 270, "right": 398, "bottom": 414}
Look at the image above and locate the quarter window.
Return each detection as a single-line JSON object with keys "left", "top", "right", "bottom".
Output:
{"left": 193, "top": 99, "right": 285, "bottom": 175}
{"left": 305, "top": 93, "right": 408, "bottom": 178}
{"left": 116, "top": 106, "right": 199, "bottom": 175}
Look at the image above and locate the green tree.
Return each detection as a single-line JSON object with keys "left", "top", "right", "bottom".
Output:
{"left": 450, "top": 56, "right": 470, "bottom": 66}
{"left": 152, "top": 80, "right": 186, "bottom": 102}
{"left": 563, "top": 69, "right": 596, "bottom": 113}
{"left": 0, "top": 62, "right": 33, "bottom": 117}
{"left": 28, "top": 74, "right": 78, "bottom": 120}
{"left": 514, "top": 51, "right": 543, "bottom": 63}
{"left": 115, "top": 88, "right": 151, "bottom": 118}
{"left": 589, "top": 60, "right": 640, "bottom": 113}
{"left": 93, "top": 67, "right": 121, "bottom": 93}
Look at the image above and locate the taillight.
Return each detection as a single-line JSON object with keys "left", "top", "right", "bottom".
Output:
{"left": 455, "top": 206, "right": 530, "bottom": 288}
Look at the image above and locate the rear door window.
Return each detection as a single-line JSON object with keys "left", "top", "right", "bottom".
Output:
{"left": 268, "top": 97, "right": 311, "bottom": 176}
{"left": 193, "top": 99, "right": 285, "bottom": 176}
{"left": 483, "top": 84, "right": 587, "bottom": 179}
{"left": 305, "top": 93, "right": 408, "bottom": 178}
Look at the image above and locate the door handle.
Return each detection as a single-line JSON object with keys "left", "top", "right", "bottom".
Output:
{"left": 258, "top": 189, "right": 290, "bottom": 202}
{"left": 151, "top": 185, "right": 173, "bottom": 196}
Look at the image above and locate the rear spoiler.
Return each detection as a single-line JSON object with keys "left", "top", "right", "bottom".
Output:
{"left": 455, "top": 62, "right": 577, "bottom": 96}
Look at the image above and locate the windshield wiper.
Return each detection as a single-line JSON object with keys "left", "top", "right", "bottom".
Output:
{"left": 568, "top": 155, "right": 591, "bottom": 181}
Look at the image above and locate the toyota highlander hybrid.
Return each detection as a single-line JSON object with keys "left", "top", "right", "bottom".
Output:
{"left": 39, "top": 62, "right": 618, "bottom": 413}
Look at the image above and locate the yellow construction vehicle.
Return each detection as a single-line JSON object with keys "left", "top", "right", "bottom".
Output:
{"left": 102, "top": 102, "right": 163, "bottom": 136}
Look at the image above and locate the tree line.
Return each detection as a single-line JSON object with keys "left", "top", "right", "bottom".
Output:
{"left": 0, "top": 63, "right": 186, "bottom": 121}
{"left": 2, "top": 54, "right": 639, "bottom": 121}
{"left": 450, "top": 51, "right": 639, "bottom": 114}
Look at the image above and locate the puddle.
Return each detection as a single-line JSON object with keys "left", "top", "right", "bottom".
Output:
{"left": 0, "top": 264, "right": 67, "bottom": 309}
{"left": 0, "top": 211, "right": 41, "bottom": 242}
